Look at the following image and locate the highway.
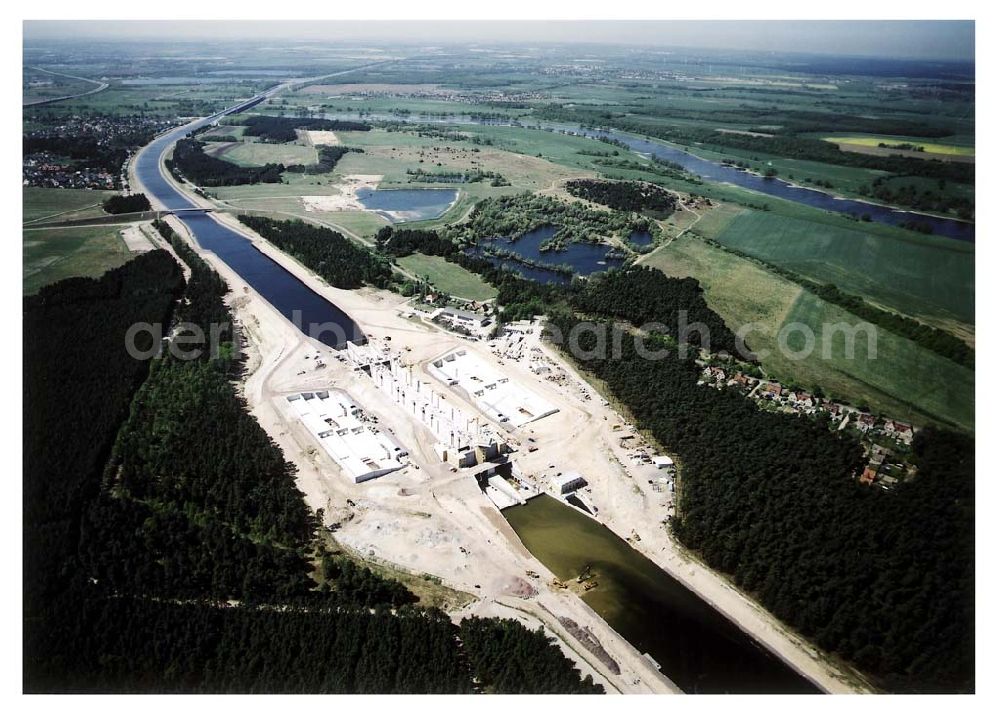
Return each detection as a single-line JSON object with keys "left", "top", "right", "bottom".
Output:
{"left": 23, "top": 66, "right": 109, "bottom": 107}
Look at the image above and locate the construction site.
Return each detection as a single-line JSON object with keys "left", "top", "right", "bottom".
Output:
{"left": 196, "top": 219, "right": 857, "bottom": 694}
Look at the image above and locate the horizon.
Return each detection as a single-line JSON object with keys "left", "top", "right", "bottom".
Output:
{"left": 22, "top": 19, "right": 975, "bottom": 63}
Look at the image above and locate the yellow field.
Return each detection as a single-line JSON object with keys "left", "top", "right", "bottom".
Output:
{"left": 822, "top": 136, "right": 974, "bottom": 156}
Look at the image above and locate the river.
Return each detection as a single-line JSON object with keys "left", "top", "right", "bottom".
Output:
{"left": 317, "top": 111, "right": 973, "bottom": 242}
{"left": 504, "top": 494, "right": 821, "bottom": 694}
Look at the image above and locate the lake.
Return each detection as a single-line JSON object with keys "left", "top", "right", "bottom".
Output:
{"left": 356, "top": 188, "right": 458, "bottom": 222}
{"left": 470, "top": 225, "right": 626, "bottom": 283}
{"left": 503, "top": 494, "right": 820, "bottom": 694}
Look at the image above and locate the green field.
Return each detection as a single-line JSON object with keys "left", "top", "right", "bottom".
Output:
{"left": 710, "top": 206, "right": 975, "bottom": 327}
{"left": 23, "top": 187, "right": 115, "bottom": 224}
{"left": 204, "top": 141, "right": 317, "bottom": 167}
{"left": 24, "top": 225, "right": 131, "bottom": 294}
{"left": 397, "top": 253, "right": 497, "bottom": 301}
{"left": 640, "top": 233, "right": 973, "bottom": 431}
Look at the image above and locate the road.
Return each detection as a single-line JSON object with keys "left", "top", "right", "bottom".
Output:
{"left": 24, "top": 65, "right": 109, "bottom": 107}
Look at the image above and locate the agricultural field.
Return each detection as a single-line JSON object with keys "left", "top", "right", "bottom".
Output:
{"left": 822, "top": 135, "right": 975, "bottom": 158}
{"left": 22, "top": 187, "right": 115, "bottom": 224}
{"left": 639, "top": 232, "right": 974, "bottom": 431}
{"left": 397, "top": 253, "right": 497, "bottom": 301}
{"left": 709, "top": 206, "right": 975, "bottom": 328}
{"left": 23, "top": 224, "right": 132, "bottom": 294}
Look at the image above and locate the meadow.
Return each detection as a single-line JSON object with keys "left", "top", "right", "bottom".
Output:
{"left": 203, "top": 140, "right": 317, "bottom": 167}
{"left": 396, "top": 253, "right": 497, "bottom": 301}
{"left": 711, "top": 206, "right": 975, "bottom": 328}
{"left": 23, "top": 187, "right": 115, "bottom": 224}
{"left": 23, "top": 225, "right": 131, "bottom": 294}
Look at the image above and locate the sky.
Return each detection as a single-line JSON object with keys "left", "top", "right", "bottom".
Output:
{"left": 22, "top": 20, "right": 975, "bottom": 62}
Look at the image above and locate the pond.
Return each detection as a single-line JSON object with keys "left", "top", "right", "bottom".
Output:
{"left": 356, "top": 188, "right": 458, "bottom": 223}
{"left": 470, "top": 225, "right": 626, "bottom": 283}
{"left": 628, "top": 230, "right": 655, "bottom": 247}
{"left": 503, "top": 494, "right": 820, "bottom": 694}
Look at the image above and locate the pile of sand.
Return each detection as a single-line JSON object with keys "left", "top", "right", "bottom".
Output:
{"left": 300, "top": 174, "right": 382, "bottom": 213}
{"left": 302, "top": 130, "right": 341, "bottom": 146}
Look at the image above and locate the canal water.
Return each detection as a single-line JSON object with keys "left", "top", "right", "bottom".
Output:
{"left": 503, "top": 494, "right": 820, "bottom": 694}
{"left": 134, "top": 102, "right": 365, "bottom": 349}
{"left": 320, "top": 111, "right": 973, "bottom": 242}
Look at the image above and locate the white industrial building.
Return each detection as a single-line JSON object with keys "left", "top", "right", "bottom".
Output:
{"left": 359, "top": 347, "right": 505, "bottom": 468}
{"left": 552, "top": 472, "right": 588, "bottom": 495}
{"left": 428, "top": 348, "right": 559, "bottom": 427}
{"left": 285, "top": 390, "right": 407, "bottom": 483}
{"left": 652, "top": 455, "right": 675, "bottom": 469}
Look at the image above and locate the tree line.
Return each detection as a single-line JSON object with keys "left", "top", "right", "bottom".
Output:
{"left": 704, "top": 237, "right": 974, "bottom": 368}
{"left": 239, "top": 215, "right": 395, "bottom": 290}
{"left": 240, "top": 115, "right": 372, "bottom": 142}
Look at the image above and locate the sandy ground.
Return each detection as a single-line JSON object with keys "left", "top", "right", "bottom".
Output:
{"left": 192, "top": 211, "right": 868, "bottom": 694}
{"left": 299, "top": 129, "right": 341, "bottom": 146}
{"left": 120, "top": 223, "right": 154, "bottom": 252}
{"left": 301, "top": 174, "right": 382, "bottom": 213}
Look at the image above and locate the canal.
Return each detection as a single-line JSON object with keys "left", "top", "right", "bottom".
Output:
{"left": 503, "top": 494, "right": 821, "bottom": 694}
{"left": 134, "top": 96, "right": 365, "bottom": 349}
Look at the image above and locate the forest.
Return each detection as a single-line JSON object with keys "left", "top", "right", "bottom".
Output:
{"left": 102, "top": 192, "right": 152, "bottom": 214}
{"left": 566, "top": 179, "right": 677, "bottom": 218}
{"left": 573, "top": 266, "right": 739, "bottom": 354}
{"left": 375, "top": 226, "right": 458, "bottom": 257}
{"left": 285, "top": 145, "right": 361, "bottom": 174}
{"left": 240, "top": 115, "right": 372, "bottom": 142}
{"left": 543, "top": 312, "right": 974, "bottom": 693}
{"left": 24, "top": 236, "right": 602, "bottom": 693}
{"left": 460, "top": 618, "right": 602, "bottom": 694}
{"left": 239, "top": 215, "right": 395, "bottom": 290}
{"left": 169, "top": 138, "right": 284, "bottom": 186}
{"left": 448, "top": 193, "right": 657, "bottom": 250}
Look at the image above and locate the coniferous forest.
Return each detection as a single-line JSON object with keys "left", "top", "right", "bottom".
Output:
{"left": 23, "top": 236, "right": 602, "bottom": 693}
{"left": 566, "top": 179, "right": 677, "bottom": 217}
{"left": 239, "top": 215, "right": 395, "bottom": 289}
{"left": 102, "top": 192, "right": 152, "bottom": 214}
{"left": 544, "top": 312, "right": 974, "bottom": 693}
{"left": 169, "top": 138, "right": 285, "bottom": 186}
